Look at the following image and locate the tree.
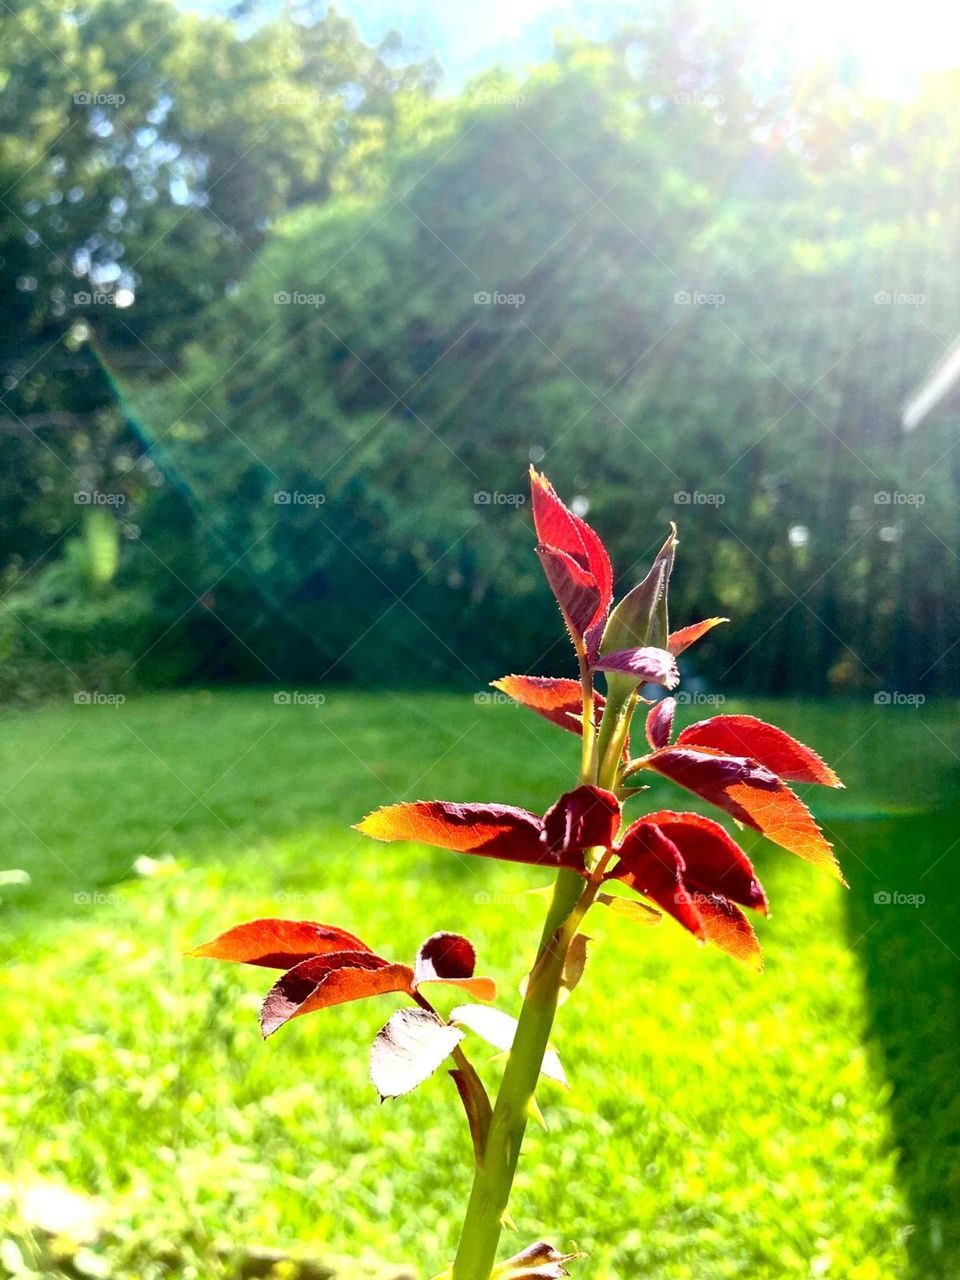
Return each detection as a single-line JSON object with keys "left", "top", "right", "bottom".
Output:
{"left": 112, "top": 32, "right": 960, "bottom": 692}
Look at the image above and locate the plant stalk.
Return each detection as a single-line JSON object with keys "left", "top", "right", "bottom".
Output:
{"left": 449, "top": 866, "right": 587, "bottom": 1278}
{"left": 450, "top": 666, "right": 626, "bottom": 1278}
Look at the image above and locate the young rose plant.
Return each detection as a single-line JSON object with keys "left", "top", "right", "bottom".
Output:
{"left": 192, "top": 469, "right": 845, "bottom": 1279}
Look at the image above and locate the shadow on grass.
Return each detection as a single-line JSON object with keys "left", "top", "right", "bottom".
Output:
{"left": 838, "top": 807, "right": 960, "bottom": 1280}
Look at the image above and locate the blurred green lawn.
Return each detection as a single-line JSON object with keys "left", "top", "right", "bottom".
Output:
{"left": 1, "top": 690, "right": 957, "bottom": 1279}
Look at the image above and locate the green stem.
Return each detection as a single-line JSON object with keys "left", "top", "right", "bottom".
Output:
{"left": 450, "top": 679, "right": 628, "bottom": 1279}
{"left": 598, "top": 691, "right": 636, "bottom": 786}
{"left": 576, "top": 644, "right": 597, "bottom": 784}
{"left": 450, "top": 867, "right": 586, "bottom": 1279}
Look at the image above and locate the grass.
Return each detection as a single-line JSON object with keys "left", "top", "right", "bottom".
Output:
{"left": 0, "top": 688, "right": 957, "bottom": 1279}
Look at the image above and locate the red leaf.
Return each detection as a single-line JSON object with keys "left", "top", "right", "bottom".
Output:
{"left": 530, "top": 468, "right": 612, "bottom": 644}
{"left": 415, "top": 931, "right": 475, "bottom": 982}
{"left": 593, "top": 645, "right": 679, "bottom": 689}
{"left": 676, "top": 714, "right": 842, "bottom": 787}
{"left": 529, "top": 467, "right": 590, "bottom": 564}
{"left": 645, "top": 697, "right": 675, "bottom": 750}
{"left": 356, "top": 800, "right": 547, "bottom": 865}
{"left": 414, "top": 932, "right": 496, "bottom": 1001}
{"left": 574, "top": 517, "right": 614, "bottom": 658}
{"left": 640, "top": 810, "right": 767, "bottom": 913}
{"left": 541, "top": 786, "right": 620, "bottom": 859}
{"left": 260, "top": 953, "right": 414, "bottom": 1037}
{"left": 645, "top": 747, "right": 844, "bottom": 881}
{"left": 529, "top": 468, "right": 612, "bottom": 610}
{"left": 369, "top": 1007, "right": 464, "bottom": 1100}
{"left": 190, "top": 918, "right": 371, "bottom": 969}
{"left": 613, "top": 821, "right": 705, "bottom": 936}
{"left": 357, "top": 797, "right": 598, "bottom": 874}
{"left": 667, "top": 617, "right": 728, "bottom": 656}
{"left": 605, "top": 822, "right": 763, "bottom": 967}
{"left": 490, "top": 675, "right": 604, "bottom": 735}
{"left": 570, "top": 511, "right": 613, "bottom": 623}
{"left": 536, "top": 545, "right": 602, "bottom": 639}
{"left": 691, "top": 893, "right": 763, "bottom": 971}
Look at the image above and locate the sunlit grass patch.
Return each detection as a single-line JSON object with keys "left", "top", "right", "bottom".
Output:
{"left": 2, "top": 691, "right": 954, "bottom": 1277}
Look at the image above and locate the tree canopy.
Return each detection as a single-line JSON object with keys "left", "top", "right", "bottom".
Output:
{"left": 3, "top": 1, "right": 959, "bottom": 697}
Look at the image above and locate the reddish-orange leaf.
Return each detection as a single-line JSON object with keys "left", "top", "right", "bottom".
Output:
{"left": 570, "top": 512, "right": 613, "bottom": 623}
{"left": 189, "top": 918, "right": 371, "bottom": 969}
{"left": 260, "top": 953, "right": 414, "bottom": 1037}
{"left": 645, "top": 747, "right": 845, "bottom": 882}
{"left": 529, "top": 467, "right": 589, "bottom": 564}
{"left": 640, "top": 809, "right": 767, "bottom": 913}
{"left": 676, "top": 714, "right": 842, "bottom": 787}
{"left": 536, "top": 544, "right": 602, "bottom": 639}
{"left": 414, "top": 932, "right": 496, "bottom": 1001}
{"left": 693, "top": 893, "right": 763, "bottom": 971}
{"left": 356, "top": 800, "right": 547, "bottom": 864}
{"left": 613, "top": 820, "right": 705, "bottom": 936}
{"left": 490, "top": 675, "right": 604, "bottom": 735}
{"left": 425, "top": 975, "right": 496, "bottom": 1000}
{"left": 541, "top": 786, "right": 620, "bottom": 858}
{"left": 645, "top": 697, "right": 675, "bottom": 750}
{"left": 667, "top": 617, "right": 728, "bottom": 656}
{"left": 529, "top": 468, "right": 612, "bottom": 645}
{"left": 529, "top": 468, "right": 612, "bottom": 614}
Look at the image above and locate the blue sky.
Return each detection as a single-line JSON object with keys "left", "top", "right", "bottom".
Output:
{"left": 180, "top": 0, "right": 630, "bottom": 85}
{"left": 333, "top": 0, "right": 630, "bottom": 83}
{"left": 181, "top": 0, "right": 960, "bottom": 93}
